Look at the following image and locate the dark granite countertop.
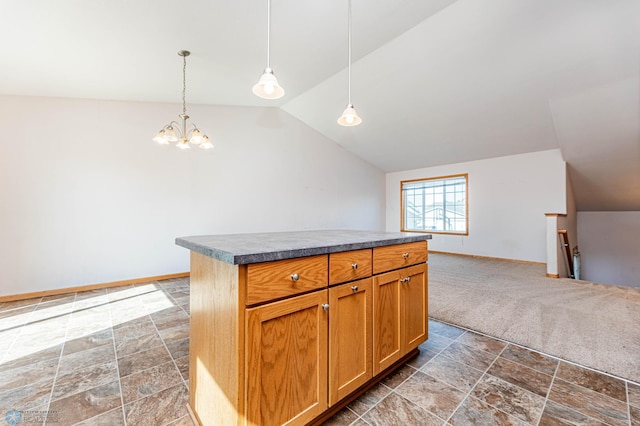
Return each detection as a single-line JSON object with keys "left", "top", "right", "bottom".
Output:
{"left": 175, "top": 230, "right": 432, "bottom": 265}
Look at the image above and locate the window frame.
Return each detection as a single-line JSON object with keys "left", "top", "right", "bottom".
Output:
{"left": 400, "top": 173, "right": 469, "bottom": 235}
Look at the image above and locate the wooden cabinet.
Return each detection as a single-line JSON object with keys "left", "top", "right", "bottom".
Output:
{"left": 373, "top": 263, "right": 428, "bottom": 375}
{"left": 187, "top": 239, "right": 428, "bottom": 426}
{"left": 329, "top": 249, "right": 372, "bottom": 285}
{"left": 372, "top": 241, "right": 428, "bottom": 275}
{"left": 246, "top": 291, "right": 328, "bottom": 426}
{"left": 401, "top": 264, "right": 428, "bottom": 353}
{"left": 372, "top": 269, "right": 401, "bottom": 374}
{"left": 246, "top": 255, "right": 328, "bottom": 305}
{"left": 328, "top": 277, "right": 373, "bottom": 405}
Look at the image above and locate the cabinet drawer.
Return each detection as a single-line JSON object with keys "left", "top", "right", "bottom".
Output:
{"left": 372, "top": 242, "right": 427, "bottom": 275}
{"left": 246, "top": 255, "right": 328, "bottom": 305}
{"left": 329, "top": 249, "right": 372, "bottom": 285}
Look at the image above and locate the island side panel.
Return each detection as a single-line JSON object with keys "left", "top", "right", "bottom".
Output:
{"left": 190, "top": 251, "right": 246, "bottom": 426}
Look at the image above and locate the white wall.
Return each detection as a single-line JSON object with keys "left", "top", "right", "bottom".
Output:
{"left": 0, "top": 95, "right": 385, "bottom": 297}
{"left": 577, "top": 211, "right": 640, "bottom": 288}
{"left": 386, "top": 150, "right": 566, "bottom": 262}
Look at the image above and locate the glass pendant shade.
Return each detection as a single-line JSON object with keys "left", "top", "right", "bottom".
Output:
{"left": 337, "top": 104, "right": 362, "bottom": 126}
{"left": 153, "top": 130, "right": 169, "bottom": 144}
{"left": 253, "top": 68, "right": 284, "bottom": 99}
{"left": 176, "top": 139, "right": 190, "bottom": 149}
{"left": 199, "top": 135, "right": 214, "bottom": 150}
{"left": 164, "top": 126, "right": 179, "bottom": 142}
{"left": 189, "top": 128, "right": 204, "bottom": 144}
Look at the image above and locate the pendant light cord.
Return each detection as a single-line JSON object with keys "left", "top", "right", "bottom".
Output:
{"left": 267, "top": 0, "right": 271, "bottom": 69}
{"left": 182, "top": 54, "right": 187, "bottom": 116}
{"left": 348, "top": 0, "right": 352, "bottom": 104}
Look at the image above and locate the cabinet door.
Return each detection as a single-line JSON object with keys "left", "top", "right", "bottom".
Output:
{"left": 401, "top": 263, "right": 428, "bottom": 353}
{"left": 246, "top": 291, "right": 328, "bottom": 426}
{"left": 328, "top": 277, "right": 373, "bottom": 405}
{"left": 372, "top": 270, "right": 401, "bottom": 375}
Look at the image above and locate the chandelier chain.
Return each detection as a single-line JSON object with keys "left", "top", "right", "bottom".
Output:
{"left": 182, "top": 53, "right": 187, "bottom": 116}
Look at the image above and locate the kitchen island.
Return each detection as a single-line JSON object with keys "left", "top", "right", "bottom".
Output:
{"left": 176, "top": 230, "right": 431, "bottom": 426}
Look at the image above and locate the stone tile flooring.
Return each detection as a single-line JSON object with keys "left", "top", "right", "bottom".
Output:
{"left": 0, "top": 278, "right": 638, "bottom": 425}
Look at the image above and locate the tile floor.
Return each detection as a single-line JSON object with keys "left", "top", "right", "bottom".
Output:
{"left": 0, "top": 278, "right": 638, "bottom": 426}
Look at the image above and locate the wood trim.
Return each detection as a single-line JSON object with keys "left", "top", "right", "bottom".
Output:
{"left": 545, "top": 213, "right": 567, "bottom": 217}
{"left": 0, "top": 272, "right": 190, "bottom": 302}
{"left": 546, "top": 273, "right": 560, "bottom": 278}
{"left": 429, "top": 250, "right": 545, "bottom": 266}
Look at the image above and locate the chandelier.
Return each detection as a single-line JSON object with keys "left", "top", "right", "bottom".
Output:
{"left": 153, "top": 50, "right": 213, "bottom": 150}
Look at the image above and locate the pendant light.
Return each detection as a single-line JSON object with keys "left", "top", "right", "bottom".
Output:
{"left": 253, "top": 0, "right": 284, "bottom": 99}
{"left": 338, "top": 0, "right": 362, "bottom": 126}
{"left": 153, "top": 51, "right": 213, "bottom": 150}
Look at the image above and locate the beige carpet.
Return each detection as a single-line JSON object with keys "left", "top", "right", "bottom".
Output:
{"left": 428, "top": 252, "right": 640, "bottom": 384}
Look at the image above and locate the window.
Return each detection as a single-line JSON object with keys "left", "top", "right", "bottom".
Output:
{"left": 401, "top": 174, "right": 468, "bottom": 234}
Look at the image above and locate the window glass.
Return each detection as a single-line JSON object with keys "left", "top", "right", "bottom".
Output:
{"left": 401, "top": 174, "right": 468, "bottom": 234}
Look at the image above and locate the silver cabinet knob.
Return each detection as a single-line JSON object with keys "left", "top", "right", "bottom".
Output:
{"left": 406, "top": 276, "right": 411, "bottom": 283}
{"left": 351, "top": 285, "right": 359, "bottom": 292}
{"left": 351, "top": 263, "right": 358, "bottom": 270}
{"left": 291, "top": 273, "right": 299, "bottom": 281}
{"left": 403, "top": 253, "right": 410, "bottom": 259}
{"left": 322, "top": 304, "right": 329, "bottom": 311}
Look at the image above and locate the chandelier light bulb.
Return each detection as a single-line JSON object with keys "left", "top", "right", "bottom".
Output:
{"left": 176, "top": 139, "right": 190, "bottom": 149}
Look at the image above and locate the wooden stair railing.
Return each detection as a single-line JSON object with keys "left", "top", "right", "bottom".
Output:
{"left": 558, "top": 230, "right": 574, "bottom": 278}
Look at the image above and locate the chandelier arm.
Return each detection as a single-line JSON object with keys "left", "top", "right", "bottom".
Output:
{"left": 166, "top": 121, "right": 185, "bottom": 138}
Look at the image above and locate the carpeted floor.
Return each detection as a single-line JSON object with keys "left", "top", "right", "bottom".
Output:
{"left": 428, "top": 252, "right": 640, "bottom": 384}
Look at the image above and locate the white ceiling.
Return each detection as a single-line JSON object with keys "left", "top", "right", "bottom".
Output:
{"left": 1, "top": 0, "right": 639, "bottom": 210}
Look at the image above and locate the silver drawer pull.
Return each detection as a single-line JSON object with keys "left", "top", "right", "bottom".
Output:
{"left": 351, "top": 285, "right": 359, "bottom": 292}
{"left": 352, "top": 263, "right": 358, "bottom": 270}
{"left": 322, "top": 304, "right": 329, "bottom": 311}
{"left": 403, "top": 253, "right": 410, "bottom": 259}
{"left": 291, "top": 273, "right": 299, "bottom": 281}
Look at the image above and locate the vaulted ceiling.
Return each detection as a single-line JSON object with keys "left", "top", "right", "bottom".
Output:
{"left": 1, "top": 0, "right": 638, "bottom": 210}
